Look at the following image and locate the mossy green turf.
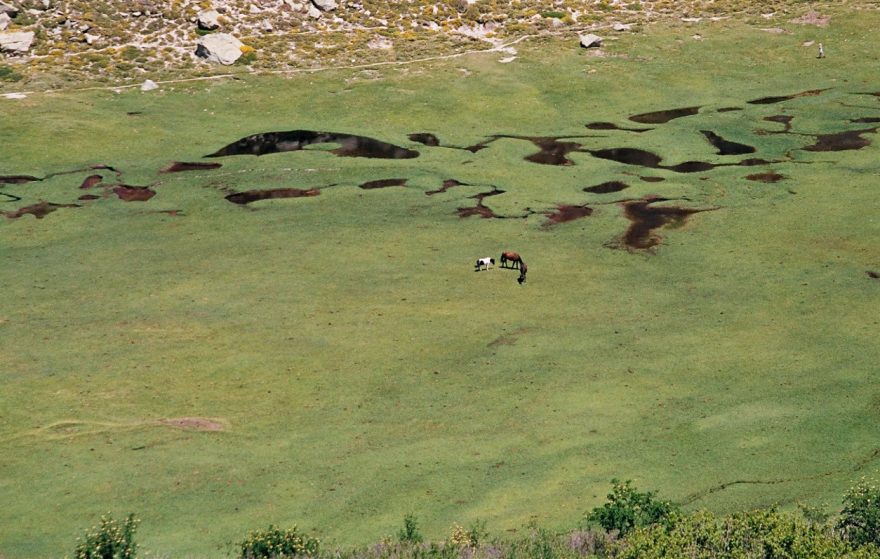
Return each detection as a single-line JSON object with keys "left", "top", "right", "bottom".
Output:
{"left": 2, "top": 7, "right": 879, "bottom": 558}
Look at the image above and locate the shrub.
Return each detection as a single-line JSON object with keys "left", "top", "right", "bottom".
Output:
{"left": 0, "top": 65, "right": 23, "bottom": 82}
{"left": 616, "top": 508, "right": 858, "bottom": 559}
{"left": 239, "top": 525, "right": 319, "bottom": 559}
{"left": 73, "top": 513, "right": 139, "bottom": 559}
{"left": 398, "top": 513, "right": 423, "bottom": 544}
{"left": 586, "top": 479, "right": 678, "bottom": 537}
{"left": 839, "top": 478, "right": 880, "bottom": 547}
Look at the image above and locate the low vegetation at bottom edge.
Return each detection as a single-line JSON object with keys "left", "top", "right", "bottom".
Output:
{"left": 73, "top": 479, "right": 880, "bottom": 559}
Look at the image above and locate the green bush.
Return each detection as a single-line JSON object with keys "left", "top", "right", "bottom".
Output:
{"left": 239, "top": 525, "right": 319, "bottom": 559}
{"left": 73, "top": 513, "right": 139, "bottom": 559}
{"left": 617, "top": 508, "right": 864, "bottom": 559}
{"left": 398, "top": 513, "right": 423, "bottom": 544}
{"left": 586, "top": 479, "right": 678, "bottom": 537}
{"left": 839, "top": 479, "right": 880, "bottom": 547}
{"left": 0, "top": 65, "right": 23, "bottom": 82}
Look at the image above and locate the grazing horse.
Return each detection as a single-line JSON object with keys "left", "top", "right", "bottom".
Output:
{"left": 475, "top": 257, "right": 495, "bottom": 271}
{"left": 517, "top": 261, "right": 528, "bottom": 284}
{"left": 500, "top": 251, "right": 523, "bottom": 269}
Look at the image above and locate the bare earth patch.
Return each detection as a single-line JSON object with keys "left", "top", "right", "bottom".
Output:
{"left": 790, "top": 11, "right": 830, "bottom": 27}
{"left": 160, "top": 417, "right": 226, "bottom": 431}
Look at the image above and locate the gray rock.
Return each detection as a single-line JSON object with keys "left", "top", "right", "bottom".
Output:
{"left": 0, "top": 31, "right": 35, "bottom": 53}
{"left": 140, "top": 79, "right": 159, "bottom": 91}
{"left": 0, "top": 13, "right": 10, "bottom": 30}
{"left": 613, "top": 22, "right": 632, "bottom": 32}
{"left": 283, "top": 0, "right": 306, "bottom": 11}
{"left": 307, "top": 4, "right": 321, "bottom": 18}
{"left": 579, "top": 33, "right": 602, "bottom": 48}
{"left": 197, "top": 8, "right": 220, "bottom": 30}
{"left": 195, "top": 33, "right": 244, "bottom": 65}
{"left": 84, "top": 32, "right": 99, "bottom": 45}
{"left": 311, "top": 0, "right": 337, "bottom": 11}
{"left": 0, "top": 2, "right": 17, "bottom": 18}
{"left": 367, "top": 35, "right": 392, "bottom": 50}
{"left": 260, "top": 19, "right": 273, "bottom": 32}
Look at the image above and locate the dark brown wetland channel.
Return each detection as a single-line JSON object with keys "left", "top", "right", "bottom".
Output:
{"left": 544, "top": 204, "right": 594, "bottom": 226}
{"left": 747, "top": 89, "right": 827, "bottom": 105}
{"left": 701, "top": 131, "right": 756, "bottom": 155}
{"left": 79, "top": 175, "right": 103, "bottom": 189}
{"left": 207, "top": 130, "right": 419, "bottom": 159}
{"left": 586, "top": 122, "right": 653, "bottom": 132}
{"left": 584, "top": 181, "right": 629, "bottom": 194}
{"left": 620, "top": 197, "right": 714, "bottom": 251}
{"left": 161, "top": 161, "right": 223, "bottom": 173}
{"left": 113, "top": 185, "right": 156, "bottom": 202}
{"left": 226, "top": 187, "right": 321, "bottom": 205}
{"left": 0, "top": 175, "right": 40, "bottom": 184}
{"left": 746, "top": 172, "right": 785, "bottom": 183}
{"left": 629, "top": 106, "right": 700, "bottom": 124}
{"left": 360, "top": 178, "right": 407, "bottom": 189}
{"left": 803, "top": 128, "right": 877, "bottom": 151}
{"left": 3, "top": 201, "right": 79, "bottom": 219}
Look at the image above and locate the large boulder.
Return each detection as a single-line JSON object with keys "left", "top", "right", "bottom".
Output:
{"left": 0, "top": 2, "right": 18, "bottom": 18}
{"left": 0, "top": 12, "right": 10, "bottom": 30}
{"left": 0, "top": 31, "right": 35, "bottom": 53}
{"left": 311, "top": 0, "right": 337, "bottom": 11}
{"left": 197, "top": 8, "right": 220, "bottom": 31}
{"left": 579, "top": 33, "right": 602, "bottom": 48}
{"left": 195, "top": 33, "right": 244, "bottom": 65}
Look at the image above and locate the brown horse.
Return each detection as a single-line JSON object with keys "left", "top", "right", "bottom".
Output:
{"left": 500, "top": 251, "right": 523, "bottom": 269}
{"left": 517, "top": 261, "right": 528, "bottom": 284}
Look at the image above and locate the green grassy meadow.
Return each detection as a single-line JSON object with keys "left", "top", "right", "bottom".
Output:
{"left": 2, "top": 8, "right": 880, "bottom": 558}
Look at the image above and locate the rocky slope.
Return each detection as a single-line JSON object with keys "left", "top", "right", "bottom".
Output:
{"left": 0, "top": 0, "right": 867, "bottom": 90}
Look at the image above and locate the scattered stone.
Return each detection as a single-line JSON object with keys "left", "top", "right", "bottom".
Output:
{"left": 84, "top": 33, "right": 99, "bottom": 45}
{"left": 760, "top": 28, "right": 786, "bottom": 34}
{"left": 367, "top": 35, "right": 392, "bottom": 50}
{"left": 195, "top": 33, "right": 244, "bottom": 65}
{"left": 499, "top": 56, "right": 516, "bottom": 63}
{"left": 260, "top": 19, "right": 273, "bottom": 32}
{"left": 579, "top": 33, "right": 602, "bottom": 48}
{"left": 0, "top": 31, "right": 35, "bottom": 53}
{"left": 455, "top": 22, "right": 497, "bottom": 40}
{"left": 803, "top": 40, "right": 815, "bottom": 47}
{"left": 311, "top": 0, "right": 337, "bottom": 11}
{"left": 613, "top": 22, "right": 632, "bottom": 32}
{"left": 197, "top": 8, "right": 220, "bottom": 30}
{"left": 0, "top": 13, "right": 9, "bottom": 30}
{"left": 140, "top": 79, "right": 159, "bottom": 91}
{"left": 307, "top": 4, "right": 321, "bottom": 18}
{"left": 2, "top": 92, "right": 27, "bottom": 99}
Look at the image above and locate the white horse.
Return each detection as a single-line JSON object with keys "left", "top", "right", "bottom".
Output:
{"left": 475, "top": 257, "right": 495, "bottom": 271}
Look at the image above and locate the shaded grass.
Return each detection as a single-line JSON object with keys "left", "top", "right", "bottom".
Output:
{"left": 2, "top": 7, "right": 880, "bottom": 558}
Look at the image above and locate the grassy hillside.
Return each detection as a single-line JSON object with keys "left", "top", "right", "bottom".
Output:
{"left": 1, "top": 7, "right": 879, "bottom": 557}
